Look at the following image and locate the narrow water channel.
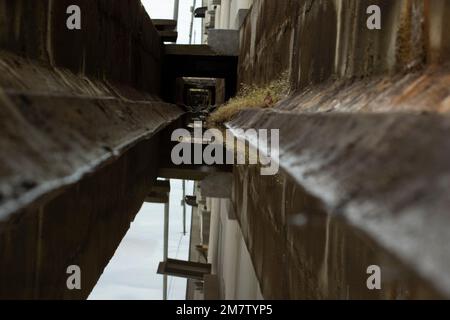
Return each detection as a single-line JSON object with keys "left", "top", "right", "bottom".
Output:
{"left": 89, "top": 180, "right": 194, "bottom": 300}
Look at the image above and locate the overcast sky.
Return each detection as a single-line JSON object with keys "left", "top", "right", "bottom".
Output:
{"left": 141, "top": 0, "right": 203, "bottom": 44}
{"left": 89, "top": 180, "right": 194, "bottom": 300}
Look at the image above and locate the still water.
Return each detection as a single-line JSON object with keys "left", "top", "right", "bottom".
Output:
{"left": 89, "top": 180, "right": 194, "bottom": 300}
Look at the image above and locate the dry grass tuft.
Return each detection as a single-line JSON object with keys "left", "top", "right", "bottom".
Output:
{"left": 207, "top": 71, "right": 290, "bottom": 127}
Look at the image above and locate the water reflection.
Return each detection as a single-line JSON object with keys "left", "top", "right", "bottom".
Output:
{"left": 89, "top": 180, "right": 194, "bottom": 300}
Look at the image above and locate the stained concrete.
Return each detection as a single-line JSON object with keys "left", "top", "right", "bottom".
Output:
{"left": 200, "top": 173, "right": 233, "bottom": 199}
{"left": 231, "top": 165, "right": 444, "bottom": 299}
{"left": 0, "top": 0, "right": 163, "bottom": 94}
{"left": 0, "top": 51, "right": 181, "bottom": 223}
{"left": 238, "top": 0, "right": 450, "bottom": 89}
{"left": 229, "top": 110, "right": 450, "bottom": 298}
{"left": 0, "top": 0, "right": 183, "bottom": 299}
{"left": 0, "top": 137, "right": 162, "bottom": 299}
{"left": 277, "top": 65, "right": 450, "bottom": 113}
{"left": 227, "top": 0, "right": 450, "bottom": 299}
{"left": 207, "top": 30, "right": 239, "bottom": 56}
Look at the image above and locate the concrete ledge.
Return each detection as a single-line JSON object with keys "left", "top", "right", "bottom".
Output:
{"left": 228, "top": 105, "right": 450, "bottom": 298}
{"left": 0, "top": 52, "right": 182, "bottom": 222}
{"left": 229, "top": 0, "right": 450, "bottom": 300}
{"left": 0, "top": 0, "right": 182, "bottom": 300}
{"left": 158, "top": 31, "right": 178, "bottom": 43}
{"left": 207, "top": 30, "right": 239, "bottom": 56}
{"left": 0, "top": 137, "right": 163, "bottom": 299}
{"left": 157, "top": 259, "right": 212, "bottom": 280}
{"left": 0, "top": 52, "right": 182, "bottom": 299}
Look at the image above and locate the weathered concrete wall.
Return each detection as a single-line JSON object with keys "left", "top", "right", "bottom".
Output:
{"left": 238, "top": 0, "right": 450, "bottom": 89}
{"left": 232, "top": 166, "right": 442, "bottom": 299}
{"left": 277, "top": 65, "right": 450, "bottom": 113}
{"left": 0, "top": 1, "right": 183, "bottom": 299}
{"left": 228, "top": 100, "right": 450, "bottom": 298}
{"left": 0, "top": 137, "right": 161, "bottom": 299}
{"left": 208, "top": 29, "right": 240, "bottom": 56}
{"left": 0, "top": 52, "right": 181, "bottom": 222}
{"left": 0, "top": 0, "right": 162, "bottom": 95}
{"left": 230, "top": 0, "right": 450, "bottom": 299}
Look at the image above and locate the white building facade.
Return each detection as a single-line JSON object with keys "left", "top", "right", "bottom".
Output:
{"left": 201, "top": 0, "right": 253, "bottom": 43}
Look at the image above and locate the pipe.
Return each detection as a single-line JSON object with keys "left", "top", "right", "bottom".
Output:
{"left": 183, "top": 180, "right": 187, "bottom": 235}
{"left": 189, "top": 0, "right": 196, "bottom": 44}
{"left": 173, "top": 0, "right": 180, "bottom": 21}
{"left": 163, "top": 179, "right": 170, "bottom": 300}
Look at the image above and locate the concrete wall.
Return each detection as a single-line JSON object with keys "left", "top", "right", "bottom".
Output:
{"left": 0, "top": 0, "right": 162, "bottom": 95}
{"left": 238, "top": 0, "right": 450, "bottom": 89}
{"left": 0, "top": 137, "right": 161, "bottom": 299}
{"left": 228, "top": 0, "right": 450, "bottom": 299}
{"left": 0, "top": 0, "right": 182, "bottom": 299}
{"left": 231, "top": 166, "right": 443, "bottom": 299}
{"left": 208, "top": 29, "right": 240, "bottom": 56}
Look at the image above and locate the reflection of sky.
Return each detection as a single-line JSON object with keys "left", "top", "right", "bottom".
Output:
{"left": 141, "top": 0, "right": 203, "bottom": 44}
{"left": 89, "top": 180, "right": 194, "bottom": 300}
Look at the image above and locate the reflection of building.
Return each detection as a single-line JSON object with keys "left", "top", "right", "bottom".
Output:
{"left": 186, "top": 179, "right": 263, "bottom": 300}
{"left": 198, "top": 0, "right": 254, "bottom": 44}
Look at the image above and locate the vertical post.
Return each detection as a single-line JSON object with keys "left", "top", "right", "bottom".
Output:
{"left": 220, "top": 0, "right": 231, "bottom": 29}
{"left": 163, "top": 275, "right": 168, "bottom": 300}
{"left": 215, "top": 5, "right": 221, "bottom": 30}
{"left": 164, "top": 196, "right": 170, "bottom": 262}
{"left": 163, "top": 180, "right": 170, "bottom": 300}
{"left": 189, "top": 0, "right": 196, "bottom": 44}
{"left": 173, "top": 0, "right": 180, "bottom": 21}
{"left": 182, "top": 180, "right": 187, "bottom": 235}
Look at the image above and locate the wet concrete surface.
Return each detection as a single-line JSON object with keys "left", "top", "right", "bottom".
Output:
{"left": 228, "top": 110, "right": 450, "bottom": 298}
{"left": 278, "top": 65, "right": 450, "bottom": 113}
{"left": 229, "top": 0, "right": 450, "bottom": 299}
{"left": 0, "top": 0, "right": 184, "bottom": 299}
{"left": 3, "top": 0, "right": 450, "bottom": 300}
{"left": 232, "top": 165, "right": 443, "bottom": 299}
{"left": 239, "top": 0, "right": 450, "bottom": 89}
{"left": 0, "top": 137, "right": 162, "bottom": 299}
{"left": 0, "top": 51, "right": 182, "bottom": 298}
{"left": 0, "top": 51, "right": 182, "bottom": 222}
{"left": 0, "top": 0, "right": 163, "bottom": 94}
